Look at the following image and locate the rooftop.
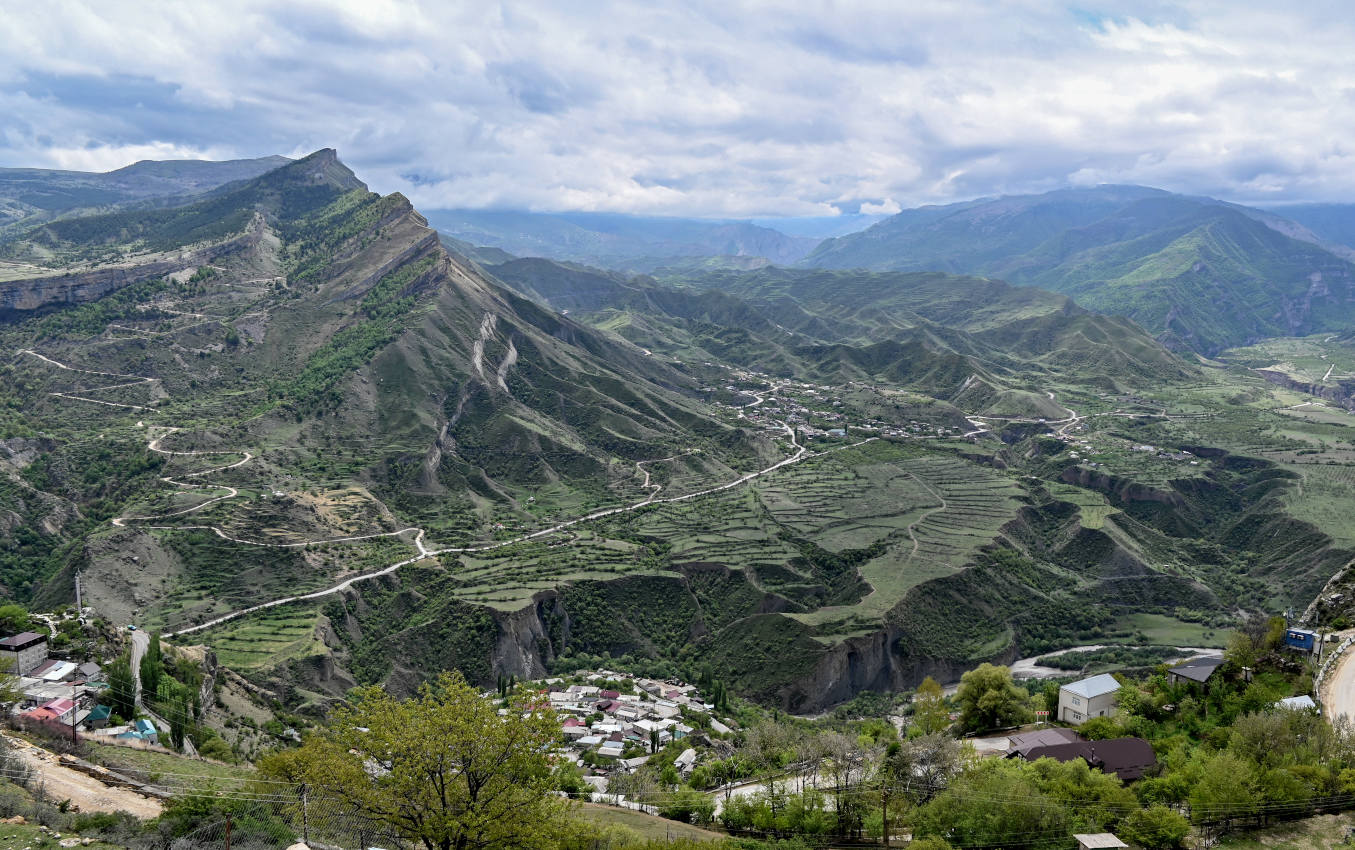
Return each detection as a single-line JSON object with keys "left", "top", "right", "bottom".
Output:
{"left": 0, "top": 631, "right": 44, "bottom": 649}
{"left": 1074, "top": 834, "right": 1128, "bottom": 849}
{"left": 1062, "top": 673, "right": 1121, "bottom": 700}
{"left": 1168, "top": 659, "right": 1223, "bottom": 684}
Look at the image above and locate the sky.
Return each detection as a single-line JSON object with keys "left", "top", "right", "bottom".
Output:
{"left": 2, "top": 1, "right": 1354, "bottom": 218}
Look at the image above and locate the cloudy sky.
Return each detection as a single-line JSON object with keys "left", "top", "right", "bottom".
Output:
{"left": 2, "top": 1, "right": 1354, "bottom": 218}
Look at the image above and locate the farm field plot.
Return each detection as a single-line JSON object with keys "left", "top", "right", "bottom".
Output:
{"left": 195, "top": 608, "right": 325, "bottom": 670}
{"left": 147, "top": 531, "right": 415, "bottom": 632}
{"left": 1109, "top": 613, "right": 1231, "bottom": 648}
{"left": 1279, "top": 462, "right": 1355, "bottom": 548}
{"left": 450, "top": 531, "right": 655, "bottom": 610}
{"left": 792, "top": 451, "right": 1025, "bottom": 634}
{"left": 1047, "top": 482, "right": 1119, "bottom": 530}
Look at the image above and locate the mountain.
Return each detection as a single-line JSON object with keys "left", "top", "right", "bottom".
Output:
{"left": 1262, "top": 204, "right": 1355, "bottom": 254}
{"left": 6, "top": 151, "right": 1355, "bottom": 718}
{"left": 0, "top": 155, "right": 292, "bottom": 233}
{"left": 425, "top": 208, "right": 819, "bottom": 270}
{"left": 487, "top": 259, "right": 1195, "bottom": 414}
{"left": 804, "top": 186, "right": 1355, "bottom": 354}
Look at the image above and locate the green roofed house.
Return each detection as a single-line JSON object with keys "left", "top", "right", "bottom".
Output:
{"left": 86, "top": 704, "right": 111, "bottom": 729}
{"left": 1058, "top": 673, "right": 1121, "bottom": 725}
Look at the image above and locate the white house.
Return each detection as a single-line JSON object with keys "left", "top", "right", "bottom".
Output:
{"left": 1058, "top": 673, "right": 1121, "bottom": 725}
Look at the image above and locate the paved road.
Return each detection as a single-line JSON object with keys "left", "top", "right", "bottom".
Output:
{"left": 129, "top": 629, "right": 148, "bottom": 707}
{"left": 1324, "top": 640, "right": 1355, "bottom": 723}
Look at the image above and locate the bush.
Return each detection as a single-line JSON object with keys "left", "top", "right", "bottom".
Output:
{"left": 1121, "top": 805, "right": 1190, "bottom": 849}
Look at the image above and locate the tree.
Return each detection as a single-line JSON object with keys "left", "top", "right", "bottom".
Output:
{"left": 260, "top": 671, "right": 568, "bottom": 850}
{"left": 914, "top": 759, "right": 1066, "bottom": 848}
{"left": 1121, "top": 805, "right": 1190, "bottom": 849}
{"left": 954, "top": 663, "right": 1031, "bottom": 733}
{"left": 104, "top": 655, "right": 136, "bottom": 721}
{"left": 913, "top": 677, "right": 949, "bottom": 734}
{"left": 1188, "top": 751, "right": 1258, "bottom": 825}
{"left": 0, "top": 604, "right": 29, "bottom": 634}
{"left": 170, "top": 699, "right": 187, "bottom": 752}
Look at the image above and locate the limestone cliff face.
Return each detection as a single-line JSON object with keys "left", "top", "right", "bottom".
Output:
{"left": 1258, "top": 369, "right": 1355, "bottom": 411}
{"left": 0, "top": 227, "right": 259, "bottom": 315}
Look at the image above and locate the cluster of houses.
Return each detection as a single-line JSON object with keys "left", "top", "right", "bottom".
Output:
{"left": 0, "top": 631, "right": 105, "bottom": 730}
{"left": 0, "top": 629, "right": 161, "bottom": 744}
{"left": 709, "top": 369, "right": 965, "bottom": 441}
{"left": 535, "top": 670, "right": 731, "bottom": 792}
{"left": 1024, "top": 653, "right": 1321, "bottom": 782}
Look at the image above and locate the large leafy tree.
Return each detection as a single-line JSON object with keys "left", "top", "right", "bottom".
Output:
{"left": 261, "top": 671, "right": 568, "bottom": 850}
{"left": 953, "top": 663, "right": 1031, "bottom": 733}
{"left": 104, "top": 655, "right": 136, "bottom": 721}
{"left": 912, "top": 676, "right": 950, "bottom": 734}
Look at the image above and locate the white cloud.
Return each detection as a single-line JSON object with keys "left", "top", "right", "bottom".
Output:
{"left": 43, "top": 142, "right": 235, "bottom": 173}
{"left": 858, "top": 199, "right": 902, "bottom": 216}
{"left": 1, "top": 2, "right": 1354, "bottom": 215}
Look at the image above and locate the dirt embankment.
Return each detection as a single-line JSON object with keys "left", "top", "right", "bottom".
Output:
{"left": 0, "top": 734, "right": 162, "bottom": 819}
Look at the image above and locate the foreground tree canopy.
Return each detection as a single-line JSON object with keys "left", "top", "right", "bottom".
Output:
{"left": 261, "top": 671, "right": 567, "bottom": 850}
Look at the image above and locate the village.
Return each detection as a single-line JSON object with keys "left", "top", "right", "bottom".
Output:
{"left": 509, "top": 669, "right": 737, "bottom": 797}
{"left": 706, "top": 366, "right": 967, "bottom": 441}
{"left": 0, "top": 629, "right": 160, "bottom": 745}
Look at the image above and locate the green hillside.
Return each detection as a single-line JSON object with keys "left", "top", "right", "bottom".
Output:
{"left": 4, "top": 153, "right": 1355, "bottom": 715}
{"left": 806, "top": 187, "right": 1355, "bottom": 355}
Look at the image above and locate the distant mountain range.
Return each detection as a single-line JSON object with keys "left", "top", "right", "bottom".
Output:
{"left": 0, "top": 155, "right": 292, "bottom": 233}
{"left": 424, "top": 209, "right": 822, "bottom": 271}
{"left": 803, "top": 186, "right": 1355, "bottom": 355}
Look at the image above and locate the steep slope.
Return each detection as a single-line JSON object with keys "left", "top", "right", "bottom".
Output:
{"left": 3, "top": 150, "right": 775, "bottom": 631}
{"left": 805, "top": 187, "right": 1355, "bottom": 354}
{"left": 1263, "top": 204, "right": 1355, "bottom": 254}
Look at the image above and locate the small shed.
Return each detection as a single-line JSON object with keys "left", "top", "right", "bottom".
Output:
{"left": 1284, "top": 628, "right": 1318, "bottom": 653}
{"left": 1167, "top": 659, "right": 1222, "bottom": 688}
{"left": 1074, "top": 834, "right": 1127, "bottom": 850}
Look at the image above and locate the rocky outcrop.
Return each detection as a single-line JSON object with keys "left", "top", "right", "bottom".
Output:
{"left": 1257, "top": 369, "right": 1355, "bottom": 410}
{"left": 0, "top": 226, "right": 259, "bottom": 315}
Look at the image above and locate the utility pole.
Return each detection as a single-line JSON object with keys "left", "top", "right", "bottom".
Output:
{"left": 225, "top": 812, "right": 232, "bottom": 850}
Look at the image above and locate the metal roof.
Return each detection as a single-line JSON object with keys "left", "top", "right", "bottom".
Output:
{"left": 0, "top": 632, "right": 44, "bottom": 648}
{"left": 1074, "top": 834, "right": 1128, "bottom": 849}
{"left": 1061, "top": 673, "right": 1121, "bottom": 699}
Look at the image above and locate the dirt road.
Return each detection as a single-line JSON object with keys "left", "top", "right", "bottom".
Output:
{"left": 1, "top": 734, "right": 161, "bottom": 818}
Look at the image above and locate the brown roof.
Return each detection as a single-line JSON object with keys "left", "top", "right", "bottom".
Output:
{"left": 1017, "top": 737, "right": 1157, "bottom": 782}
{"left": 0, "top": 632, "right": 44, "bottom": 649}
{"left": 1007, "top": 727, "right": 1082, "bottom": 757}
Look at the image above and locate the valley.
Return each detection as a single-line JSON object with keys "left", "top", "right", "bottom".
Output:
{"left": 3, "top": 151, "right": 1355, "bottom": 722}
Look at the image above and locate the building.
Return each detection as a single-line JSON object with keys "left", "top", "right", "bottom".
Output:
{"left": 1284, "top": 628, "right": 1318, "bottom": 653}
{"left": 0, "top": 632, "right": 48, "bottom": 676}
{"left": 1167, "top": 659, "right": 1223, "bottom": 689}
{"left": 1058, "top": 674, "right": 1121, "bottom": 725}
{"left": 1276, "top": 695, "right": 1317, "bottom": 711}
{"left": 85, "top": 704, "right": 112, "bottom": 729}
{"left": 1007, "top": 727, "right": 1083, "bottom": 758}
{"left": 1074, "top": 834, "right": 1127, "bottom": 850}
{"left": 1013, "top": 737, "right": 1157, "bottom": 782}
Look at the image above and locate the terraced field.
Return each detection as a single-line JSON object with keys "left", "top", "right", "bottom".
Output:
{"left": 1047, "top": 482, "right": 1119, "bottom": 530}
{"left": 196, "top": 608, "right": 324, "bottom": 670}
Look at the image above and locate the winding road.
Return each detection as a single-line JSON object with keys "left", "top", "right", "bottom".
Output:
{"left": 20, "top": 349, "right": 866, "bottom": 638}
